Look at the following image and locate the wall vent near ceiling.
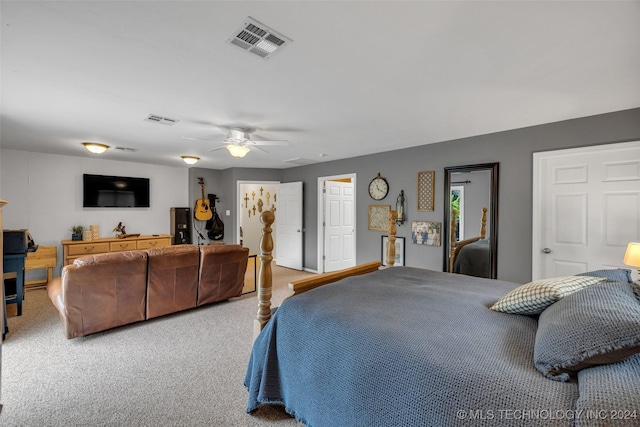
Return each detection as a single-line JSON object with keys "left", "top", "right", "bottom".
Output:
{"left": 144, "top": 114, "right": 179, "bottom": 126}
{"left": 226, "top": 17, "right": 292, "bottom": 60}
{"left": 283, "top": 158, "right": 316, "bottom": 165}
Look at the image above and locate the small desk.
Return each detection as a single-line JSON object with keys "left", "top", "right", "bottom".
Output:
{"left": 3, "top": 254, "right": 26, "bottom": 316}
{"left": 25, "top": 246, "right": 57, "bottom": 288}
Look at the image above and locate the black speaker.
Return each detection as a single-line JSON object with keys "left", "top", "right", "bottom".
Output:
{"left": 170, "top": 207, "right": 192, "bottom": 244}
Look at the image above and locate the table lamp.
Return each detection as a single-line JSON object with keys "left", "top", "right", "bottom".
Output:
{"left": 623, "top": 242, "right": 640, "bottom": 279}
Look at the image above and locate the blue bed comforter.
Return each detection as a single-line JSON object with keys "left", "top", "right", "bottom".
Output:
{"left": 245, "top": 267, "right": 583, "bottom": 426}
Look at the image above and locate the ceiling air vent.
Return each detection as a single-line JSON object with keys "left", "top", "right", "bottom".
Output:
{"left": 226, "top": 17, "right": 292, "bottom": 60}
{"left": 283, "top": 158, "right": 316, "bottom": 166}
{"left": 115, "top": 146, "right": 137, "bottom": 152}
{"left": 144, "top": 114, "right": 179, "bottom": 126}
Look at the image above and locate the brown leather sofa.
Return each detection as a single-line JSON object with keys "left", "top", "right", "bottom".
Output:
{"left": 47, "top": 244, "right": 249, "bottom": 339}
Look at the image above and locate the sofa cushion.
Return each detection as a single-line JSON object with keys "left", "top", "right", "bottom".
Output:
{"left": 146, "top": 245, "right": 200, "bottom": 319}
{"left": 58, "top": 250, "right": 148, "bottom": 338}
{"left": 198, "top": 244, "right": 249, "bottom": 305}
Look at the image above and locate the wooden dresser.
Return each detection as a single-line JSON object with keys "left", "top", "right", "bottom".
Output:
{"left": 62, "top": 234, "right": 172, "bottom": 266}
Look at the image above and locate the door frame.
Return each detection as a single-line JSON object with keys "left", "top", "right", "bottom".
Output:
{"left": 532, "top": 140, "right": 640, "bottom": 280}
{"left": 317, "top": 173, "right": 357, "bottom": 273}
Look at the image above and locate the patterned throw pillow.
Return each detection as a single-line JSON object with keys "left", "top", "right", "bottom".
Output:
{"left": 490, "top": 276, "right": 606, "bottom": 315}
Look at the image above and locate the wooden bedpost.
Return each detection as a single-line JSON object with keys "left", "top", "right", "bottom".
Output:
{"left": 479, "top": 207, "right": 487, "bottom": 239}
{"left": 449, "top": 209, "right": 458, "bottom": 272}
{"left": 253, "top": 210, "right": 275, "bottom": 340}
{"left": 386, "top": 210, "right": 398, "bottom": 267}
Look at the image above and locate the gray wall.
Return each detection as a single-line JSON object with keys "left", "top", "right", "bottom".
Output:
{"left": 281, "top": 108, "right": 640, "bottom": 283}
{"left": 3, "top": 108, "right": 638, "bottom": 284}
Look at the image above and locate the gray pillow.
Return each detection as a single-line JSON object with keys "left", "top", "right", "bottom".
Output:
{"left": 489, "top": 275, "right": 605, "bottom": 315}
{"left": 577, "top": 268, "right": 632, "bottom": 283}
{"left": 534, "top": 282, "right": 640, "bottom": 382}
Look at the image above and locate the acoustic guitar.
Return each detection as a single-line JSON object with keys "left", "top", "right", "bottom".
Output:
{"left": 194, "top": 177, "right": 213, "bottom": 221}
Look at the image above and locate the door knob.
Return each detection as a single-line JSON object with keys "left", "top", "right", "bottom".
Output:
{"left": 542, "top": 248, "right": 552, "bottom": 254}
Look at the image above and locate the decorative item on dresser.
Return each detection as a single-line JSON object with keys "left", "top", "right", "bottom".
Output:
{"left": 62, "top": 234, "right": 172, "bottom": 266}
{"left": 112, "top": 222, "right": 140, "bottom": 239}
{"left": 69, "top": 225, "right": 84, "bottom": 241}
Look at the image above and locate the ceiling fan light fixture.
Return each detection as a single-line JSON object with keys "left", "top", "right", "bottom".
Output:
{"left": 82, "top": 142, "right": 109, "bottom": 154}
{"left": 227, "top": 145, "right": 250, "bottom": 158}
{"left": 181, "top": 155, "right": 200, "bottom": 165}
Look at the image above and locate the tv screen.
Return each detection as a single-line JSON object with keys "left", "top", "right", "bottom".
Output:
{"left": 83, "top": 174, "right": 150, "bottom": 208}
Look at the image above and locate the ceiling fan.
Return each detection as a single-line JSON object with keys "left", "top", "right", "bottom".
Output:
{"left": 183, "top": 127, "right": 289, "bottom": 158}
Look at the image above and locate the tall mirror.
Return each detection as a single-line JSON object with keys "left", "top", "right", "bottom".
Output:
{"left": 443, "top": 162, "right": 499, "bottom": 279}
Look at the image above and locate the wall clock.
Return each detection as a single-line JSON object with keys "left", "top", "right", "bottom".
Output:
{"left": 368, "top": 172, "right": 389, "bottom": 200}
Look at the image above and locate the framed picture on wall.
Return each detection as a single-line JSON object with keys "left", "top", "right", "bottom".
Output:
{"left": 411, "top": 221, "right": 441, "bottom": 246}
{"left": 368, "top": 205, "right": 391, "bottom": 231}
{"left": 417, "top": 170, "right": 435, "bottom": 212}
{"left": 381, "top": 236, "right": 405, "bottom": 266}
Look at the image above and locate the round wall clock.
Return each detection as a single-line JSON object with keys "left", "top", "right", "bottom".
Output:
{"left": 368, "top": 172, "right": 389, "bottom": 200}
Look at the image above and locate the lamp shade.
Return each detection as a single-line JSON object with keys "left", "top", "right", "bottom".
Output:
{"left": 82, "top": 142, "right": 109, "bottom": 154}
{"left": 181, "top": 156, "right": 200, "bottom": 165}
{"left": 623, "top": 242, "right": 640, "bottom": 267}
{"left": 227, "top": 145, "right": 250, "bottom": 158}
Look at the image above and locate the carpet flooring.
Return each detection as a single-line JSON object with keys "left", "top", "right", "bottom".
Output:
{"left": 1, "top": 264, "right": 313, "bottom": 426}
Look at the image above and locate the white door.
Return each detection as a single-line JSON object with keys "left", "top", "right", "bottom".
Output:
{"left": 276, "top": 181, "right": 303, "bottom": 270}
{"left": 324, "top": 180, "right": 355, "bottom": 272}
{"left": 533, "top": 141, "right": 640, "bottom": 280}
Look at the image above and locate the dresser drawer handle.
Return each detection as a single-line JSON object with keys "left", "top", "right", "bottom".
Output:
{"left": 149, "top": 241, "right": 157, "bottom": 246}
{"left": 84, "top": 246, "right": 95, "bottom": 251}
{"left": 119, "top": 244, "right": 128, "bottom": 248}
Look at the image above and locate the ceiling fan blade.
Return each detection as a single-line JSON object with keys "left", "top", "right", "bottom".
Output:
{"left": 207, "top": 146, "right": 228, "bottom": 152}
{"left": 249, "top": 140, "right": 289, "bottom": 146}
{"left": 252, "top": 146, "right": 270, "bottom": 154}
{"left": 182, "top": 136, "right": 226, "bottom": 143}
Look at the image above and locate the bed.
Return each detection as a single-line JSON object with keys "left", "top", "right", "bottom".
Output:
{"left": 246, "top": 211, "right": 640, "bottom": 426}
{"left": 450, "top": 207, "right": 490, "bottom": 278}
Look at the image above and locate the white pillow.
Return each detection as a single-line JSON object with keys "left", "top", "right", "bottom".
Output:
{"left": 490, "top": 276, "right": 606, "bottom": 315}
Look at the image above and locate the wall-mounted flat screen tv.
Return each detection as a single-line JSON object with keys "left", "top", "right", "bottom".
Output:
{"left": 83, "top": 174, "right": 150, "bottom": 208}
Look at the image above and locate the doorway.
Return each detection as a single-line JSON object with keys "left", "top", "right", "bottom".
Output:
{"left": 237, "top": 181, "right": 279, "bottom": 259}
{"left": 317, "top": 173, "right": 357, "bottom": 273}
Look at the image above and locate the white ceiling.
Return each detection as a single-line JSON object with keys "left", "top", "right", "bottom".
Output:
{"left": 2, "top": 1, "right": 639, "bottom": 170}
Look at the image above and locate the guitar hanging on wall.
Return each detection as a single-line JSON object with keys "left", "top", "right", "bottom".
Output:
{"left": 194, "top": 177, "right": 213, "bottom": 221}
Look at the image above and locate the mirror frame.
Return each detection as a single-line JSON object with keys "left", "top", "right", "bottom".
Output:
{"left": 442, "top": 162, "right": 499, "bottom": 279}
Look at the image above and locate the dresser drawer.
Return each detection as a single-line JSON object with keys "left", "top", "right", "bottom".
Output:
{"left": 110, "top": 241, "right": 137, "bottom": 252}
{"left": 67, "top": 242, "right": 110, "bottom": 256}
{"left": 137, "top": 238, "right": 171, "bottom": 250}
